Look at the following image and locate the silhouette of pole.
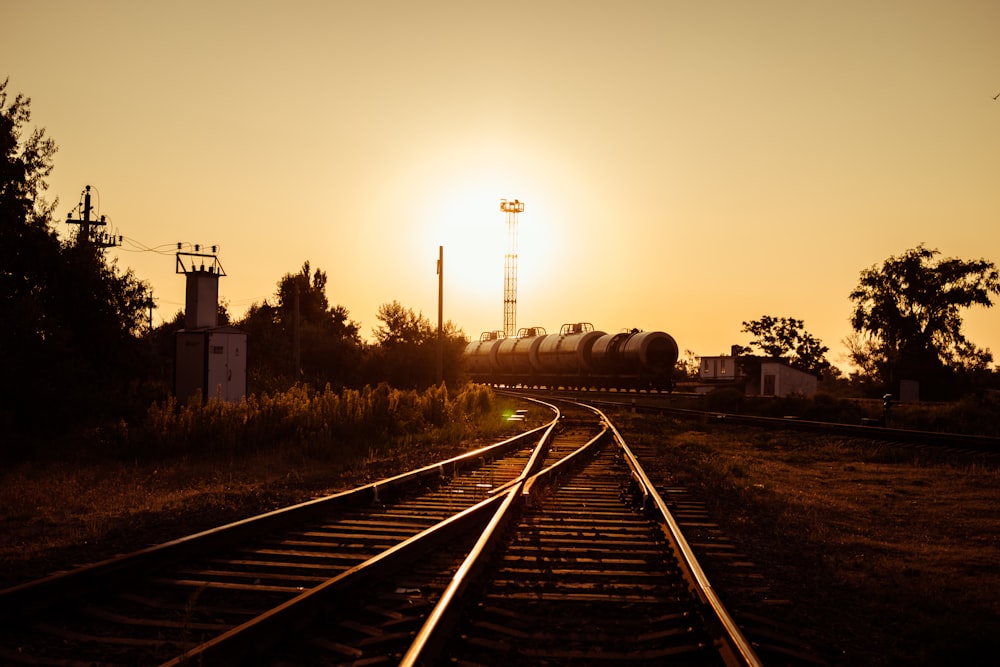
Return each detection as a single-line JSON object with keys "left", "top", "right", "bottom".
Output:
{"left": 436, "top": 245, "right": 444, "bottom": 384}
{"left": 293, "top": 282, "right": 301, "bottom": 377}
{"left": 65, "top": 185, "right": 119, "bottom": 249}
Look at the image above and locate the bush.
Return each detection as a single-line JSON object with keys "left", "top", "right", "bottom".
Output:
{"left": 86, "top": 382, "right": 501, "bottom": 461}
{"left": 705, "top": 388, "right": 744, "bottom": 412}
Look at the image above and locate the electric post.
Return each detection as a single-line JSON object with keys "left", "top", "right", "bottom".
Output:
{"left": 436, "top": 245, "right": 444, "bottom": 384}
{"left": 65, "top": 185, "right": 120, "bottom": 249}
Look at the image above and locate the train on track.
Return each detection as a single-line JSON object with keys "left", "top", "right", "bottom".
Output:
{"left": 463, "top": 322, "right": 679, "bottom": 391}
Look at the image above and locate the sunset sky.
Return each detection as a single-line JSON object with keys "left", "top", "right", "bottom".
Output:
{"left": 6, "top": 1, "right": 1000, "bottom": 371}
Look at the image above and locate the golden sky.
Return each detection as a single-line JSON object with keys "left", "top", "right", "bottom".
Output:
{"left": 6, "top": 1, "right": 1000, "bottom": 370}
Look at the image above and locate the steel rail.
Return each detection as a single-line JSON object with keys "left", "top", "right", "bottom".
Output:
{"left": 400, "top": 415, "right": 611, "bottom": 666}
{"left": 589, "top": 400, "right": 764, "bottom": 667}
{"left": 409, "top": 399, "right": 760, "bottom": 665}
{"left": 516, "top": 388, "right": 1000, "bottom": 452}
{"left": 160, "top": 488, "right": 512, "bottom": 666}
{"left": 399, "top": 486, "right": 522, "bottom": 667}
{"left": 159, "top": 404, "right": 565, "bottom": 665}
{"left": 0, "top": 424, "right": 550, "bottom": 621}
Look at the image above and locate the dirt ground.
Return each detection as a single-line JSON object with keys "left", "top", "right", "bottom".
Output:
{"left": 2, "top": 418, "right": 998, "bottom": 666}
{"left": 614, "top": 412, "right": 1000, "bottom": 667}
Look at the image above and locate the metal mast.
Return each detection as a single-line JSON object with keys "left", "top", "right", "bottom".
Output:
{"left": 65, "top": 185, "right": 120, "bottom": 249}
{"left": 500, "top": 198, "right": 523, "bottom": 338}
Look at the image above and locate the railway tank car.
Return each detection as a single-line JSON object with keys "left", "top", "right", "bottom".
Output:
{"left": 536, "top": 322, "right": 604, "bottom": 375}
{"left": 463, "top": 330, "right": 505, "bottom": 376}
{"left": 464, "top": 322, "right": 678, "bottom": 391}
{"left": 493, "top": 326, "right": 547, "bottom": 378}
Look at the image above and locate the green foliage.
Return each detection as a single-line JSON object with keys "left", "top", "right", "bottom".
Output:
{"left": 674, "top": 349, "right": 701, "bottom": 381}
{"left": 0, "top": 80, "right": 154, "bottom": 436}
{"left": 884, "top": 394, "right": 1000, "bottom": 437}
{"left": 699, "top": 390, "right": 998, "bottom": 437}
{"left": 372, "top": 300, "right": 433, "bottom": 347}
{"left": 705, "top": 387, "right": 744, "bottom": 412}
{"left": 232, "top": 266, "right": 471, "bottom": 393}
{"left": 366, "top": 300, "right": 468, "bottom": 388}
{"left": 739, "top": 315, "right": 831, "bottom": 377}
{"left": 235, "top": 261, "right": 363, "bottom": 389}
{"left": 93, "top": 382, "right": 499, "bottom": 460}
{"left": 849, "top": 245, "right": 999, "bottom": 397}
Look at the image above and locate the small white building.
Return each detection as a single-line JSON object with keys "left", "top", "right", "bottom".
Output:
{"left": 756, "top": 361, "right": 817, "bottom": 398}
{"left": 173, "top": 253, "right": 247, "bottom": 405}
{"left": 700, "top": 355, "right": 740, "bottom": 381}
{"left": 697, "top": 355, "right": 818, "bottom": 398}
{"left": 175, "top": 327, "right": 247, "bottom": 404}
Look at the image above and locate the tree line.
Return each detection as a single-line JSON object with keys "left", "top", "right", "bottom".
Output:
{"left": 3, "top": 78, "right": 999, "bottom": 442}
{"left": 700, "top": 245, "right": 999, "bottom": 400}
{"left": 148, "top": 261, "right": 469, "bottom": 396}
{"left": 0, "top": 80, "right": 466, "bottom": 441}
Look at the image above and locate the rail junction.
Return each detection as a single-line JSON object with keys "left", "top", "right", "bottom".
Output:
{"left": 0, "top": 397, "right": 793, "bottom": 666}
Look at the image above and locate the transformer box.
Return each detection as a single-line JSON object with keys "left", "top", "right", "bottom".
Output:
{"left": 175, "top": 327, "right": 247, "bottom": 404}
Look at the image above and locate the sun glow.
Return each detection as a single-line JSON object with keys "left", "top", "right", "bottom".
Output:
{"left": 436, "top": 185, "right": 568, "bottom": 337}
{"left": 381, "top": 128, "right": 582, "bottom": 339}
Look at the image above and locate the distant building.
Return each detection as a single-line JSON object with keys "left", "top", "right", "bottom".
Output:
{"left": 699, "top": 355, "right": 740, "bottom": 382}
{"left": 175, "top": 327, "right": 247, "bottom": 405}
{"left": 697, "top": 353, "right": 818, "bottom": 398}
{"left": 174, "top": 259, "right": 247, "bottom": 405}
{"left": 755, "top": 360, "right": 817, "bottom": 397}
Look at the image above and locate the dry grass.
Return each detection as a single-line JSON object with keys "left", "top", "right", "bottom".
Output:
{"left": 0, "top": 382, "right": 505, "bottom": 585}
{"left": 2, "top": 453, "right": 314, "bottom": 554}
{"left": 617, "top": 413, "right": 1000, "bottom": 666}
{"left": 0, "top": 438, "right": 486, "bottom": 589}
{"left": 3, "top": 405, "right": 998, "bottom": 666}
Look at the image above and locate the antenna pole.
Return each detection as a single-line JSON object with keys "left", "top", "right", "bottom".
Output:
{"left": 500, "top": 198, "right": 524, "bottom": 338}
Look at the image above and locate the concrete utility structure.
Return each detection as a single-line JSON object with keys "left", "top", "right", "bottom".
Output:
{"left": 173, "top": 246, "right": 247, "bottom": 405}
{"left": 757, "top": 361, "right": 818, "bottom": 397}
{"left": 698, "top": 353, "right": 818, "bottom": 398}
{"left": 175, "top": 327, "right": 247, "bottom": 404}
{"left": 500, "top": 198, "right": 524, "bottom": 338}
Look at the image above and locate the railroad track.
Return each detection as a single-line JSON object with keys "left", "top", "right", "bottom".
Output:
{"left": 0, "top": 426, "right": 545, "bottom": 666}
{"left": 1, "top": 399, "right": 764, "bottom": 666}
{"left": 441, "top": 434, "right": 738, "bottom": 664}
{"left": 513, "top": 388, "right": 1000, "bottom": 455}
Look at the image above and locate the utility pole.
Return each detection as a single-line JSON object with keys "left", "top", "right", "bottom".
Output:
{"left": 65, "top": 185, "right": 120, "bottom": 249}
{"left": 293, "top": 282, "right": 301, "bottom": 377}
{"left": 147, "top": 291, "right": 155, "bottom": 332}
{"left": 436, "top": 245, "right": 444, "bottom": 384}
{"left": 500, "top": 198, "right": 523, "bottom": 338}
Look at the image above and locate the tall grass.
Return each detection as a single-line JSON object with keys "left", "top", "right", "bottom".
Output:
{"left": 701, "top": 389, "right": 1000, "bottom": 436}
{"left": 91, "top": 382, "right": 500, "bottom": 462}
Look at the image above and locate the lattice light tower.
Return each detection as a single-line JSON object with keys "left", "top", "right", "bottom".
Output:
{"left": 500, "top": 198, "right": 524, "bottom": 338}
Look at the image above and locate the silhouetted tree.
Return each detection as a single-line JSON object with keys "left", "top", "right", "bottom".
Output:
{"left": 737, "top": 315, "right": 831, "bottom": 377}
{"left": 1, "top": 81, "right": 62, "bottom": 431}
{"left": 367, "top": 300, "right": 466, "bottom": 388}
{"left": 0, "top": 79, "right": 153, "bottom": 439}
{"left": 237, "top": 261, "right": 362, "bottom": 390}
{"left": 674, "top": 349, "right": 701, "bottom": 381}
{"left": 849, "top": 245, "right": 999, "bottom": 397}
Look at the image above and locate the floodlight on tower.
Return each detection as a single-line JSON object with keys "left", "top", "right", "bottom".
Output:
{"left": 499, "top": 198, "right": 524, "bottom": 338}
